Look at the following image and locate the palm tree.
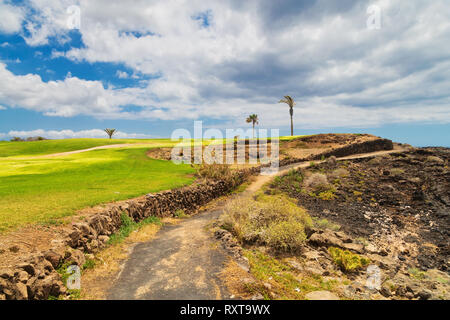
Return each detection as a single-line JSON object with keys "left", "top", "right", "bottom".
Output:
{"left": 104, "top": 128, "right": 117, "bottom": 139}
{"left": 246, "top": 114, "right": 259, "bottom": 139}
{"left": 278, "top": 95, "right": 295, "bottom": 136}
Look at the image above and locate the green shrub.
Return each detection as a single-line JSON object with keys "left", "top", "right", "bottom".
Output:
{"left": 221, "top": 194, "right": 312, "bottom": 253}
{"left": 328, "top": 247, "right": 370, "bottom": 272}
{"left": 317, "top": 190, "right": 337, "bottom": 200}
{"left": 272, "top": 169, "right": 303, "bottom": 190}
{"left": 263, "top": 221, "right": 307, "bottom": 252}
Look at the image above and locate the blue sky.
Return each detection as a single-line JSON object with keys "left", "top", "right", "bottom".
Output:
{"left": 0, "top": 0, "right": 449, "bottom": 146}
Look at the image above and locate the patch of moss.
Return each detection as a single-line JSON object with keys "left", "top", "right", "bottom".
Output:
{"left": 317, "top": 190, "right": 337, "bottom": 200}
{"left": 408, "top": 268, "right": 426, "bottom": 280}
{"left": 313, "top": 217, "right": 340, "bottom": 231}
{"left": 174, "top": 209, "right": 187, "bottom": 218}
{"left": 108, "top": 213, "right": 161, "bottom": 245}
{"left": 328, "top": 247, "right": 370, "bottom": 272}
{"left": 82, "top": 258, "right": 96, "bottom": 270}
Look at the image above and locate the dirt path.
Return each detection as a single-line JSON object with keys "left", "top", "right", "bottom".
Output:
{"left": 107, "top": 208, "right": 229, "bottom": 300}
{"left": 106, "top": 147, "right": 406, "bottom": 300}
{"left": 25, "top": 143, "right": 156, "bottom": 159}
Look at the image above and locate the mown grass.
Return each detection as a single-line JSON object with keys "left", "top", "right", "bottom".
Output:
{"left": 0, "top": 147, "right": 194, "bottom": 232}
{"left": 0, "top": 136, "right": 304, "bottom": 158}
{"left": 0, "top": 138, "right": 181, "bottom": 158}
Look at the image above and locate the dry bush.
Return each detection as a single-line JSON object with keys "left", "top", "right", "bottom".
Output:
{"left": 326, "top": 156, "right": 337, "bottom": 166}
{"left": 367, "top": 157, "right": 382, "bottom": 165}
{"left": 220, "top": 194, "right": 312, "bottom": 253}
{"left": 194, "top": 163, "right": 244, "bottom": 187}
{"left": 195, "top": 163, "right": 232, "bottom": 180}
{"left": 303, "top": 173, "right": 330, "bottom": 193}
{"left": 426, "top": 156, "right": 444, "bottom": 164}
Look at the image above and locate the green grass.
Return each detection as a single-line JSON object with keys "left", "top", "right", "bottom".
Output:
{"left": 107, "top": 213, "right": 162, "bottom": 245}
{"left": 0, "top": 135, "right": 305, "bottom": 232}
{"left": 0, "top": 147, "right": 194, "bottom": 232}
{"left": 0, "top": 138, "right": 182, "bottom": 158}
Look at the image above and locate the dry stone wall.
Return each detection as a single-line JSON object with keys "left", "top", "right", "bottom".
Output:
{"left": 0, "top": 168, "right": 256, "bottom": 300}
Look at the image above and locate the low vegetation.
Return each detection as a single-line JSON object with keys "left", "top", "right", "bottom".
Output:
{"left": 328, "top": 247, "right": 370, "bottom": 272}
{"left": 221, "top": 194, "right": 312, "bottom": 253}
{"left": 303, "top": 173, "right": 330, "bottom": 193}
{"left": 0, "top": 138, "right": 179, "bottom": 158}
{"left": 108, "top": 213, "right": 162, "bottom": 245}
{"left": 225, "top": 250, "right": 339, "bottom": 300}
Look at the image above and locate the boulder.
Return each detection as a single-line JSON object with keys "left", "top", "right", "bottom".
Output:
{"left": 308, "top": 230, "right": 344, "bottom": 248}
{"left": 44, "top": 250, "right": 62, "bottom": 269}
{"left": 65, "top": 249, "right": 85, "bottom": 267}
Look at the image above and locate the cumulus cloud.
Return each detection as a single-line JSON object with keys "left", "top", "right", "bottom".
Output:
{"left": 1, "top": 0, "right": 450, "bottom": 129}
{"left": 0, "top": 0, "right": 24, "bottom": 34}
{"left": 0, "top": 62, "right": 148, "bottom": 118}
{"left": 4, "top": 129, "right": 154, "bottom": 139}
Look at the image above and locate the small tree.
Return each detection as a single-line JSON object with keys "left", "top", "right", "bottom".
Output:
{"left": 246, "top": 114, "right": 259, "bottom": 139}
{"left": 104, "top": 128, "right": 117, "bottom": 139}
{"left": 278, "top": 95, "right": 295, "bottom": 136}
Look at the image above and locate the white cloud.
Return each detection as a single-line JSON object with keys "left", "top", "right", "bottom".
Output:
{"left": 0, "top": 105, "right": 6, "bottom": 110}
{"left": 5, "top": 129, "right": 154, "bottom": 139}
{"left": 1, "top": 0, "right": 450, "bottom": 129}
{"left": 0, "top": 62, "right": 147, "bottom": 118}
{"left": 116, "top": 70, "right": 129, "bottom": 79}
{"left": 0, "top": 0, "right": 24, "bottom": 34}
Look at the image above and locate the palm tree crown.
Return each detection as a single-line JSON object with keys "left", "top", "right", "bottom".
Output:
{"left": 246, "top": 114, "right": 259, "bottom": 138}
{"left": 104, "top": 128, "right": 117, "bottom": 139}
{"left": 278, "top": 95, "right": 295, "bottom": 136}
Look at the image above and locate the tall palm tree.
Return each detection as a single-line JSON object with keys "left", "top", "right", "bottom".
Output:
{"left": 104, "top": 128, "right": 117, "bottom": 139}
{"left": 246, "top": 114, "right": 259, "bottom": 139}
{"left": 278, "top": 95, "right": 295, "bottom": 136}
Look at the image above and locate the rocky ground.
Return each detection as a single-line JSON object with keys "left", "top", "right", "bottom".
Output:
{"left": 146, "top": 133, "right": 383, "bottom": 165}
{"left": 267, "top": 147, "right": 450, "bottom": 300}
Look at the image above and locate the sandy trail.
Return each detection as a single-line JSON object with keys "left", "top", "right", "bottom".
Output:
{"left": 25, "top": 143, "right": 157, "bottom": 159}
{"left": 106, "top": 147, "right": 405, "bottom": 300}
